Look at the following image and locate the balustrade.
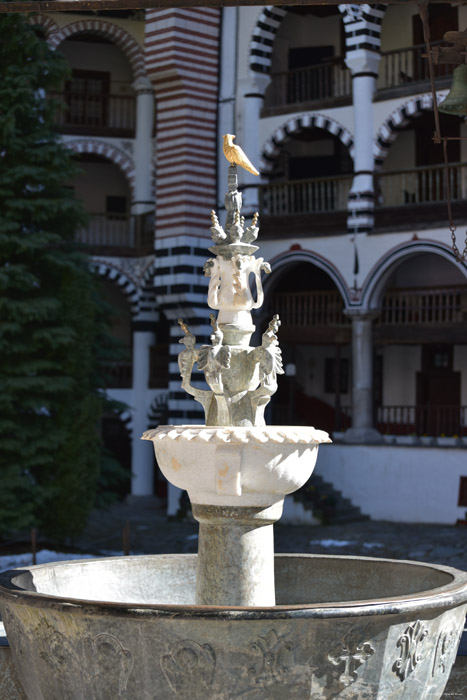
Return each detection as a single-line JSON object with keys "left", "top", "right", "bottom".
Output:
{"left": 378, "top": 162, "right": 467, "bottom": 208}
{"left": 264, "top": 59, "right": 351, "bottom": 110}
{"left": 76, "top": 212, "right": 154, "bottom": 254}
{"left": 377, "top": 405, "right": 467, "bottom": 438}
{"left": 379, "top": 287, "right": 467, "bottom": 325}
{"left": 54, "top": 84, "right": 136, "bottom": 135}
{"left": 260, "top": 174, "right": 352, "bottom": 217}
{"left": 378, "top": 41, "right": 453, "bottom": 92}
{"left": 270, "top": 291, "right": 348, "bottom": 327}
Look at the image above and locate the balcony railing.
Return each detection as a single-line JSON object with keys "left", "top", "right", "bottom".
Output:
{"left": 264, "top": 58, "right": 351, "bottom": 110}
{"left": 54, "top": 85, "right": 136, "bottom": 136}
{"left": 378, "top": 288, "right": 467, "bottom": 325}
{"left": 76, "top": 212, "right": 154, "bottom": 255}
{"left": 378, "top": 41, "right": 453, "bottom": 92}
{"left": 377, "top": 405, "right": 467, "bottom": 438}
{"left": 259, "top": 174, "right": 352, "bottom": 217}
{"left": 378, "top": 162, "right": 467, "bottom": 208}
{"left": 270, "top": 291, "right": 348, "bottom": 327}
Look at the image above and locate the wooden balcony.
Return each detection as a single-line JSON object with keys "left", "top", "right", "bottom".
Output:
{"left": 76, "top": 212, "right": 154, "bottom": 257}
{"left": 268, "top": 288, "right": 467, "bottom": 344}
{"left": 53, "top": 85, "right": 136, "bottom": 137}
{"left": 263, "top": 58, "right": 351, "bottom": 115}
{"left": 377, "top": 405, "right": 467, "bottom": 438}
{"left": 377, "top": 41, "right": 453, "bottom": 99}
{"left": 262, "top": 42, "right": 453, "bottom": 116}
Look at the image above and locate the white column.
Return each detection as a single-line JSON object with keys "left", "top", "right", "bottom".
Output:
{"left": 131, "top": 326, "right": 155, "bottom": 495}
{"left": 344, "top": 309, "right": 382, "bottom": 444}
{"left": 132, "top": 76, "right": 155, "bottom": 216}
{"left": 240, "top": 74, "right": 270, "bottom": 214}
{"left": 345, "top": 51, "right": 381, "bottom": 234}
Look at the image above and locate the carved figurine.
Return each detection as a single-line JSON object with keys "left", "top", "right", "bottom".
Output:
{"left": 197, "top": 315, "right": 231, "bottom": 396}
{"left": 223, "top": 134, "right": 259, "bottom": 176}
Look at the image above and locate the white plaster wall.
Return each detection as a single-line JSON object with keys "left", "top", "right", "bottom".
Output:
{"left": 380, "top": 5, "right": 417, "bottom": 53}
{"left": 381, "top": 346, "right": 421, "bottom": 406}
{"left": 71, "top": 161, "right": 130, "bottom": 212}
{"left": 454, "top": 346, "right": 467, "bottom": 405}
{"left": 459, "top": 6, "right": 467, "bottom": 31}
{"left": 60, "top": 41, "right": 133, "bottom": 86}
{"left": 270, "top": 12, "right": 342, "bottom": 74}
{"left": 314, "top": 443, "right": 467, "bottom": 524}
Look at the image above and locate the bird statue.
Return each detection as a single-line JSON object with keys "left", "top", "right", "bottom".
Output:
{"left": 223, "top": 134, "right": 260, "bottom": 176}
{"left": 197, "top": 314, "right": 231, "bottom": 395}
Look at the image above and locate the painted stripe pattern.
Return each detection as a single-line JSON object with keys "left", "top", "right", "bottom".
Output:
{"left": 50, "top": 19, "right": 146, "bottom": 79}
{"left": 374, "top": 93, "right": 438, "bottom": 169}
{"left": 260, "top": 113, "right": 354, "bottom": 173}
{"left": 249, "top": 6, "right": 288, "bottom": 75}
{"left": 145, "top": 8, "right": 220, "bottom": 422}
{"left": 339, "top": 4, "right": 386, "bottom": 55}
{"left": 66, "top": 139, "right": 137, "bottom": 199}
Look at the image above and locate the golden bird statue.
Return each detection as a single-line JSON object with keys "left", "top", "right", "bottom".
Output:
{"left": 223, "top": 134, "right": 259, "bottom": 176}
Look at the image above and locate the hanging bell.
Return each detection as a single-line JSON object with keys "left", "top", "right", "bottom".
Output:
{"left": 438, "top": 64, "right": 467, "bottom": 116}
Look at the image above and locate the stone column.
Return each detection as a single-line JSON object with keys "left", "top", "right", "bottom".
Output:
{"left": 240, "top": 74, "right": 270, "bottom": 214}
{"left": 131, "top": 76, "right": 155, "bottom": 216}
{"left": 192, "top": 502, "right": 283, "bottom": 606}
{"left": 131, "top": 323, "right": 156, "bottom": 495}
{"left": 344, "top": 309, "right": 382, "bottom": 444}
{"left": 345, "top": 50, "right": 381, "bottom": 234}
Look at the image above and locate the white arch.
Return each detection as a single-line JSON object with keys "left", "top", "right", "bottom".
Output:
{"left": 50, "top": 19, "right": 146, "bottom": 81}
{"left": 373, "top": 92, "right": 448, "bottom": 168}
{"left": 28, "top": 14, "right": 59, "bottom": 40}
{"left": 66, "top": 139, "right": 136, "bottom": 200}
{"left": 360, "top": 239, "right": 467, "bottom": 309}
{"left": 92, "top": 260, "right": 140, "bottom": 317}
{"left": 264, "top": 248, "right": 353, "bottom": 308}
{"left": 260, "top": 113, "right": 355, "bottom": 173}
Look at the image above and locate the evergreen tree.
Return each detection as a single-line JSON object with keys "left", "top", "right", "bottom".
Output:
{"left": 0, "top": 15, "right": 104, "bottom": 539}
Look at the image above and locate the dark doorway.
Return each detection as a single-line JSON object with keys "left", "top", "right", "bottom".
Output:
{"left": 416, "top": 344, "right": 461, "bottom": 435}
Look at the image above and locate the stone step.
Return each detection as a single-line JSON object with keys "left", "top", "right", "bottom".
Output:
{"left": 295, "top": 474, "right": 369, "bottom": 525}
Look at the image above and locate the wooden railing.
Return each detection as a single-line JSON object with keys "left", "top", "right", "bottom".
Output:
{"left": 378, "top": 162, "right": 467, "bottom": 208}
{"left": 76, "top": 212, "right": 154, "bottom": 253}
{"left": 54, "top": 85, "right": 136, "bottom": 135}
{"left": 271, "top": 291, "right": 348, "bottom": 327}
{"left": 377, "top": 405, "right": 467, "bottom": 437}
{"left": 264, "top": 58, "right": 351, "bottom": 109}
{"left": 379, "top": 288, "right": 467, "bottom": 325}
{"left": 378, "top": 41, "right": 453, "bottom": 92}
{"left": 259, "top": 174, "right": 352, "bottom": 217}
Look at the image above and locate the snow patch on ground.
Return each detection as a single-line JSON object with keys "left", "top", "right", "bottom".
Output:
{"left": 309, "top": 539, "right": 383, "bottom": 549}
{"left": 0, "top": 549, "right": 96, "bottom": 571}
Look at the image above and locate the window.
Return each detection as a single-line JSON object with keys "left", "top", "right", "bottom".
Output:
{"left": 324, "top": 357, "right": 349, "bottom": 394}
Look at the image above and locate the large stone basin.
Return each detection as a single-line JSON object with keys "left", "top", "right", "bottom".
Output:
{"left": 0, "top": 554, "right": 466, "bottom": 700}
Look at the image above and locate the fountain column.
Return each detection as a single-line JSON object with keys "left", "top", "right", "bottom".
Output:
{"left": 193, "top": 503, "right": 282, "bottom": 606}
{"left": 344, "top": 309, "right": 382, "bottom": 444}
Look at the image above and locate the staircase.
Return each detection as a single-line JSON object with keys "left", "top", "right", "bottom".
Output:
{"left": 295, "top": 474, "right": 369, "bottom": 525}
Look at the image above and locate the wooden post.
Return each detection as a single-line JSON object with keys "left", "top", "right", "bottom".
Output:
{"left": 31, "top": 528, "right": 37, "bottom": 566}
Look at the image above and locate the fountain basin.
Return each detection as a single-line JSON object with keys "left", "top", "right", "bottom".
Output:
{"left": 142, "top": 426, "right": 331, "bottom": 507}
{"left": 0, "top": 554, "right": 466, "bottom": 700}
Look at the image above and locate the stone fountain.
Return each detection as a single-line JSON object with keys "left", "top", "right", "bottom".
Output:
{"left": 0, "top": 140, "right": 467, "bottom": 700}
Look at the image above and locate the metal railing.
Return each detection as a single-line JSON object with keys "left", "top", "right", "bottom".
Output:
{"left": 76, "top": 212, "right": 154, "bottom": 252}
{"left": 378, "top": 162, "right": 467, "bottom": 208}
{"left": 378, "top": 41, "right": 453, "bottom": 91}
{"left": 54, "top": 85, "right": 136, "bottom": 134}
{"left": 377, "top": 405, "right": 467, "bottom": 437}
{"left": 264, "top": 58, "right": 351, "bottom": 109}
{"left": 270, "top": 291, "right": 348, "bottom": 327}
{"left": 379, "top": 287, "right": 467, "bottom": 325}
{"left": 259, "top": 174, "right": 352, "bottom": 217}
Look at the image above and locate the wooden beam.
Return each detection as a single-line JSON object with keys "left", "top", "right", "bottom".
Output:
{"left": 0, "top": 0, "right": 457, "bottom": 12}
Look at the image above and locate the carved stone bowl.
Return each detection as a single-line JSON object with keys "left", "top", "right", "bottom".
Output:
{"left": 142, "top": 426, "right": 331, "bottom": 507}
{"left": 1, "top": 554, "right": 466, "bottom": 699}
